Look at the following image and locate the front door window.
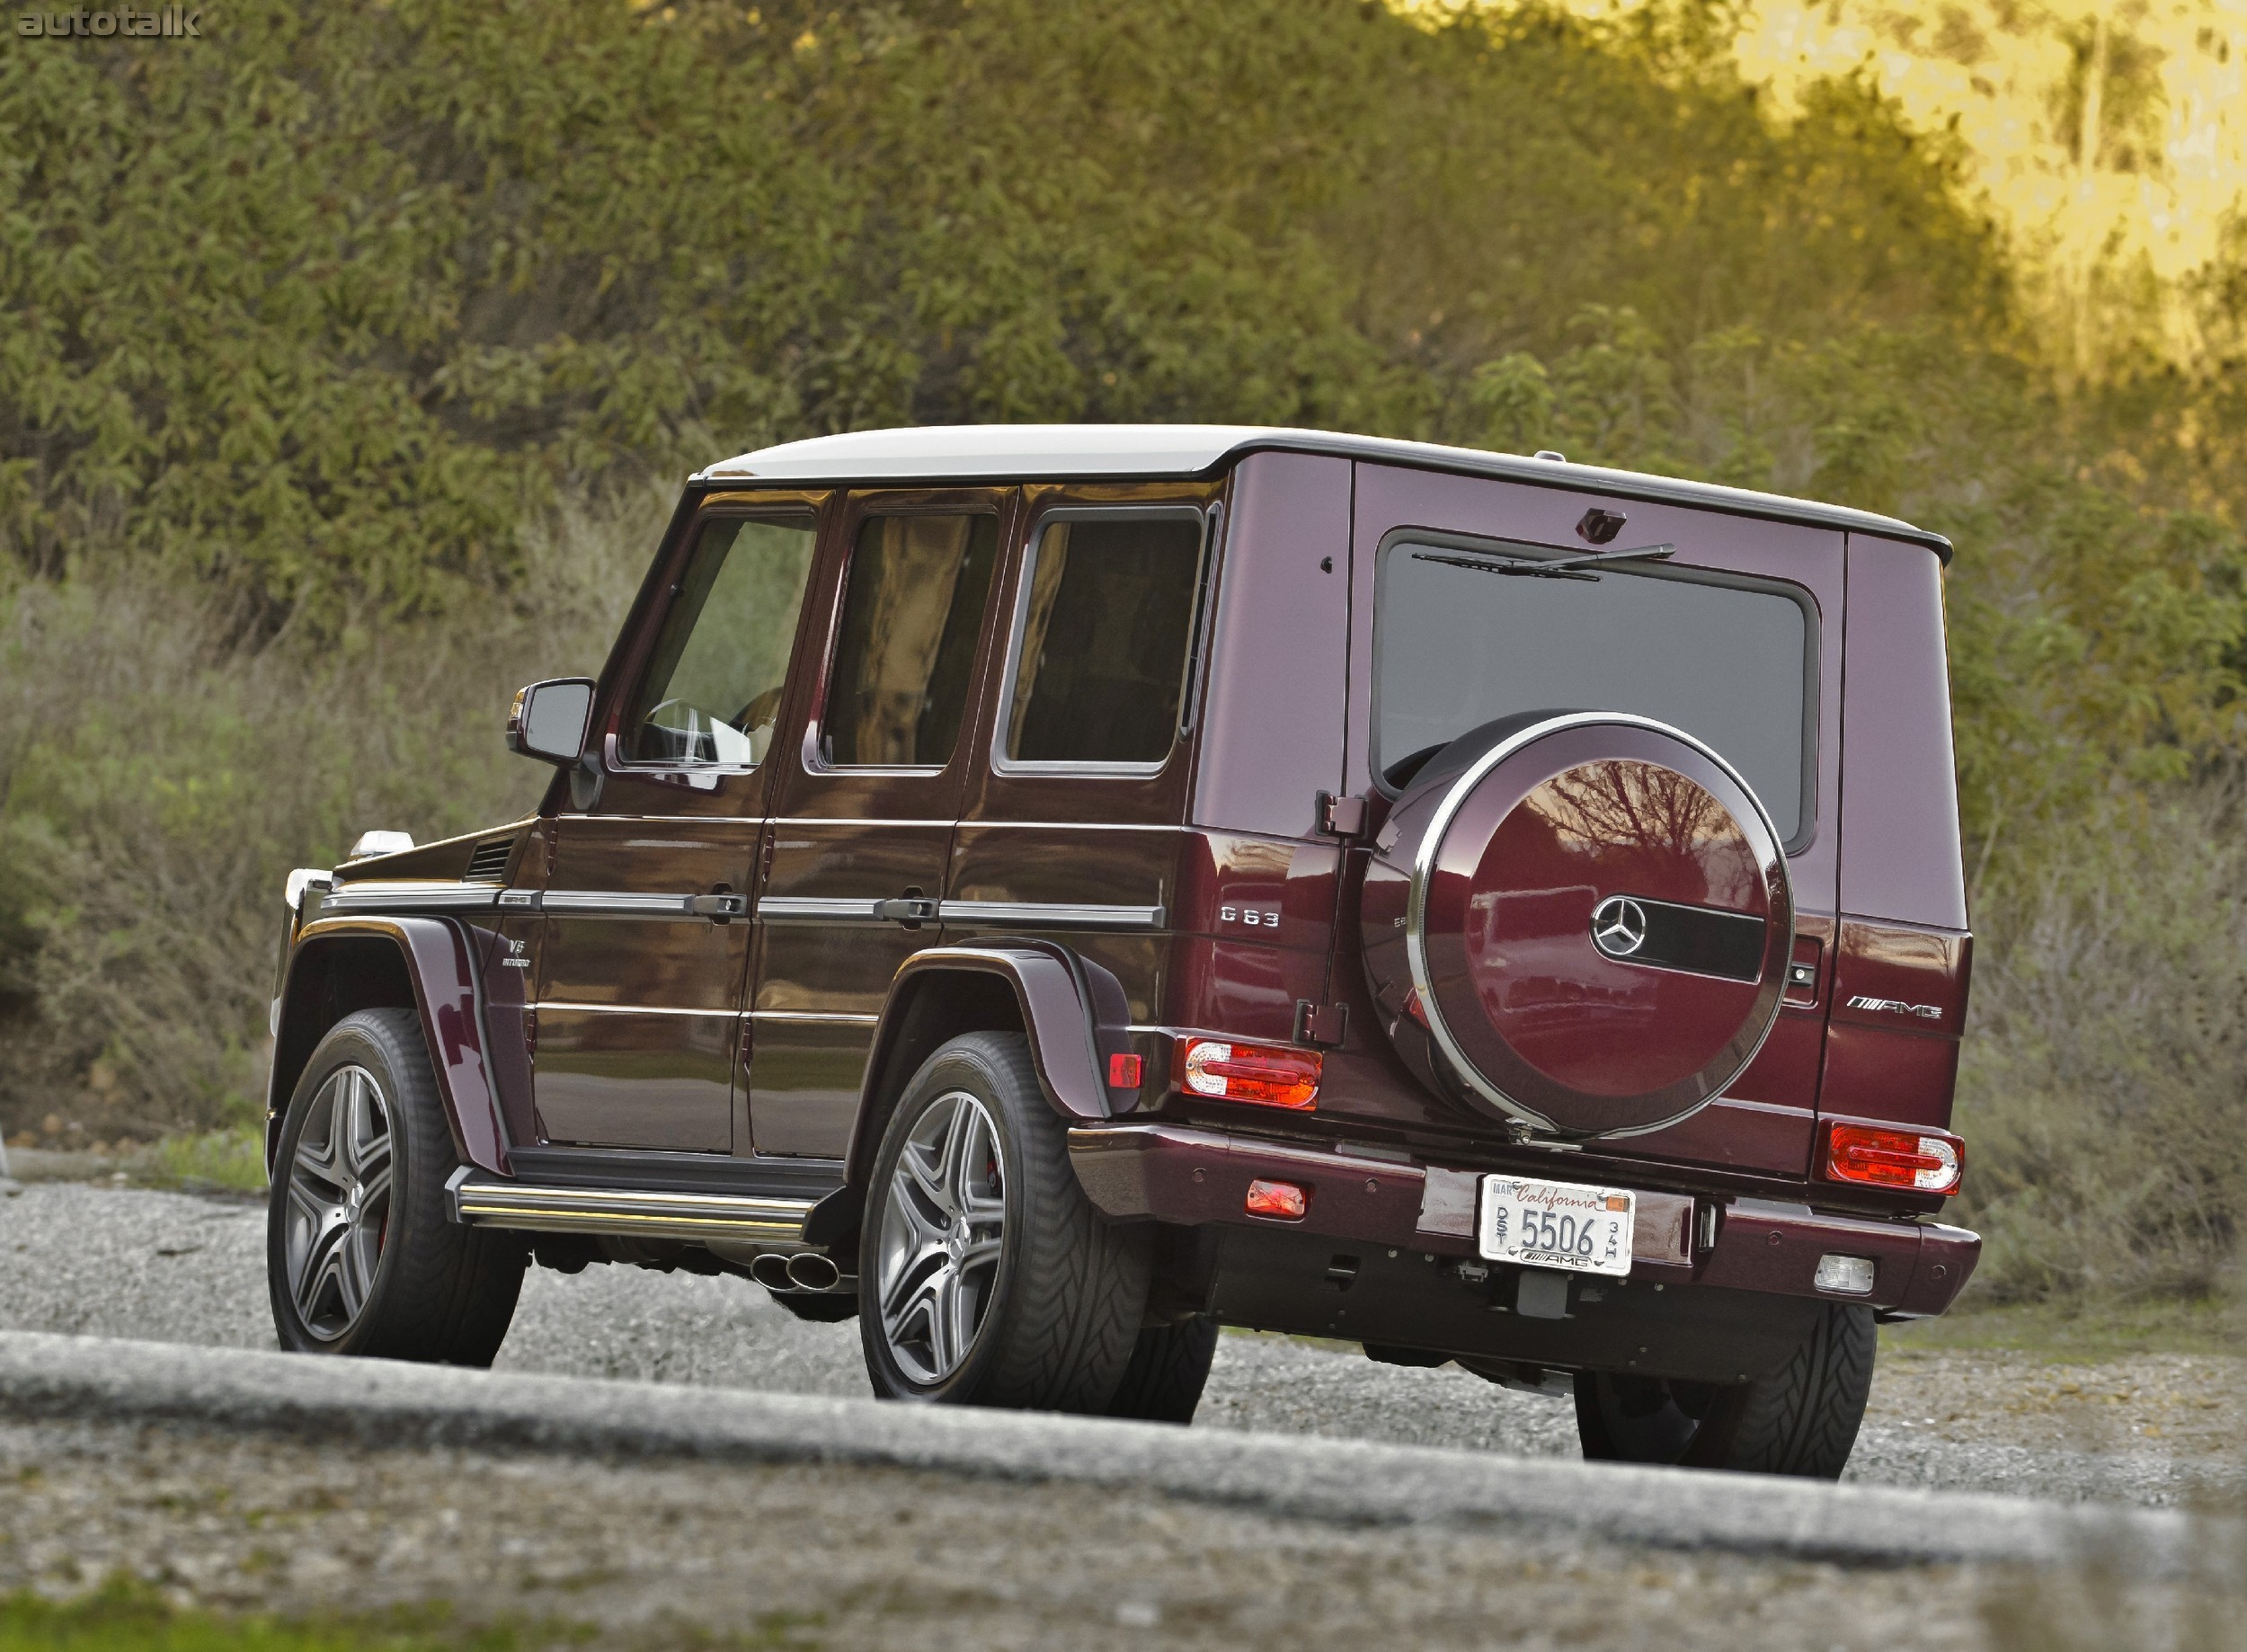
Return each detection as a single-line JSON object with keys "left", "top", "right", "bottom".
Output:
{"left": 623, "top": 517, "right": 818, "bottom": 768}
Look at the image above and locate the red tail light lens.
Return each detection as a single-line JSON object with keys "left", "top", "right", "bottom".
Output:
{"left": 1179, "top": 1038, "right": 1319, "bottom": 1109}
{"left": 1825, "top": 1124, "right": 1963, "bottom": 1195}
{"left": 1245, "top": 1178, "right": 1308, "bottom": 1219}
{"left": 1107, "top": 1052, "right": 1143, "bottom": 1089}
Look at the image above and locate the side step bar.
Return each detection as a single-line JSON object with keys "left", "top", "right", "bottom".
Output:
{"left": 447, "top": 1169, "right": 814, "bottom": 1244}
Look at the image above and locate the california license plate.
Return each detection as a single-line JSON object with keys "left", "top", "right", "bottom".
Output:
{"left": 1479, "top": 1176, "right": 1636, "bottom": 1277}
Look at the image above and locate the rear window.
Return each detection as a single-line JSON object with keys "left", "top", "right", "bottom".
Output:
{"left": 1373, "top": 536, "right": 1814, "bottom": 843}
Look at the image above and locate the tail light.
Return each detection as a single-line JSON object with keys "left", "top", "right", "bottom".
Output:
{"left": 1179, "top": 1038, "right": 1320, "bottom": 1109}
{"left": 1245, "top": 1178, "right": 1309, "bottom": 1219}
{"left": 1824, "top": 1123, "right": 1963, "bottom": 1195}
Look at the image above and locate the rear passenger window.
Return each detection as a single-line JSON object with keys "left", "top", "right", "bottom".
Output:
{"left": 822, "top": 511, "right": 999, "bottom": 768}
{"left": 1003, "top": 511, "right": 1205, "bottom": 768}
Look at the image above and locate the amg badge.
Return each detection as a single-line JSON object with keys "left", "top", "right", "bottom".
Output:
{"left": 1846, "top": 994, "right": 1942, "bottom": 1021}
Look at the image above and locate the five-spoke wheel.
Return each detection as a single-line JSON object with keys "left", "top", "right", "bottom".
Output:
{"left": 280, "top": 1063, "right": 395, "bottom": 1342}
{"left": 875, "top": 1089, "right": 1008, "bottom": 1384}
{"left": 859, "top": 1032, "right": 1148, "bottom": 1410}
{"left": 268, "top": 1008, "right": 526, "bottom": 1364}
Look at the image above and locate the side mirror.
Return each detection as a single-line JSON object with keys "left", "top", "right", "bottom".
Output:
{"left": 507, "top": 678, "right": 596, "bottom": 766}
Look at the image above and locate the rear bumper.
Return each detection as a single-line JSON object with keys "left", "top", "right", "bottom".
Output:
{"left": 1068, "top": 1122, "right": 1977, "bottom": 1319}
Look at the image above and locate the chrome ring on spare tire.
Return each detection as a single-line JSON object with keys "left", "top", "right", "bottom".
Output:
{"left": 281, "top": 1064, "right": 395, "bottom": 1341}
{"left": 875, "top": 1089, "right": 1008, "bottom": 1386}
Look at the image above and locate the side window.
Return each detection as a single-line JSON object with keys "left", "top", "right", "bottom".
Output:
{"left": 1003, "top": 511, "right": 1205, "bottom": 768}
{"left": 822, "top": 512, "right": 999, "bottom": 768}
{"left": 623, "top": 516, "right": 817, "bottom": 767}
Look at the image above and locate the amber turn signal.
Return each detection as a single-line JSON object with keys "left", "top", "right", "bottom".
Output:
{"left": 1824, "top": 1123, "right": 1963, "bottom": 1195}
{"left": 1244, "top": 1178, "right": 1309, "bottom": 1220}
{"left": 1179, "top": 1038, "right": 1319, "bottom": 1109}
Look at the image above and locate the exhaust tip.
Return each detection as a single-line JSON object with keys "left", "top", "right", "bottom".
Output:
{"left": 749, "top": 1254, "right": 795, "bottom": 1291}
{"left": 786, "top": 1253, "right": 842, "bottom": 1292}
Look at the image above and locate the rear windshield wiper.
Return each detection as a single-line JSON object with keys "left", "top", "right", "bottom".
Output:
{"left": 1411, "top": 543, "right": 1675, "bottom": 582}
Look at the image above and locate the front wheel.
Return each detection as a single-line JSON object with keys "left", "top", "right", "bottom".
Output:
{"left": 858, "top": 1032, "right": 1149, "bottom": 1411}
{"left": 1573, "top": 1302, "right": 1875, "bottom": 1479}
{"left": 268, "top": 1008, "right": 526, "bottom": 1365}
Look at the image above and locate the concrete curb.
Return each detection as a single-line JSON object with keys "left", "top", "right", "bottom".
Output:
{"left": 0, "top": 1330, "right": 2221, "bottom": 1574}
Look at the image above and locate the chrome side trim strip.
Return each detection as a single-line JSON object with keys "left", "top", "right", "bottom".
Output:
{"left": 536, "top": 1001, "right": 742, "bottom": 1018}
{"left": 749, "top": 1009, "right": 881, "bottom": 1025}
{"left": 324, "top": 885, "right": 748, "bottom": 920}
{"left": 777, "top": 822, "right": 1195, "bottom": 831}
{"left": 543, "top": 890, "right": 747, "bottom": 919}
{"left": 937, "top": 900, "right": 1167, "bottom": 930}
{"left": 449, "top": 1176, "right": 813, "bottom": 1243}
{"left": 756, "top": 895, "right": 890, "bottom": 924}
{"left": 321, "top": 882, "right": 502, "bottom": 913}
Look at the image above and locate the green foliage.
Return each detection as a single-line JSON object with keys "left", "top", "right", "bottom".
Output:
{"left": 0, "top": 490, "right": 656, "bottom": 1135}
{"left": 141, "top": 1125, "right": 268, "bottom": 1193}
{"left": 0, "top": 1581, "right": 492, "bottom": 1651}
{"left": 1, "top": 0, "right": 2003, "bottom": 621}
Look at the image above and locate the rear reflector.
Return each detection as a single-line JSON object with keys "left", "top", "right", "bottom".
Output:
{"left": 1180, "top": 1038, "right": 1319, "bottom": 1109}
{"left": 1814, "top": 1254, "right": 1877, "bottom": 1295}
{"left": 1245, "top": 1178, "right": 1308, "bottom": 1220}
{"left": 1107, "top": 1052, "right": 1142, "bottom": 1089}
{"left": 1824, "top": 1124, "right": 1963, "bottom": 1195}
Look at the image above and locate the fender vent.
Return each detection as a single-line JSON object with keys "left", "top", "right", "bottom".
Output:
{"left": 465, "top": 836, "right": 515, "bottom": 883}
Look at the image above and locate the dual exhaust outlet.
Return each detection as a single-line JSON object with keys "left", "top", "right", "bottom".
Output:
{"left": 749, "top": 1251, "right": 855, "bottom": 1295}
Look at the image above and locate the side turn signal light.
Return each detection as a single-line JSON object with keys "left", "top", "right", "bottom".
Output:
{"left": 1245, "top": 1178, "right": 1308, "bottom": 1220}
{"left": 1179, "top": 1038, "right": 1319, "bottom": 1109}
{"left": 1824, "top": 1124, "right": 1963, "bottom": 1195}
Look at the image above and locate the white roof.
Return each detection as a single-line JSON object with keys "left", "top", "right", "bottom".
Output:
{"left": 702, "top": 424, "right": 1950, "bottom": 559}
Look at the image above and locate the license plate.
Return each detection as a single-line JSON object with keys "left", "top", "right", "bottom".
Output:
{"left": 1479, "top": 1176, "right": 1636, "bottom": 1277}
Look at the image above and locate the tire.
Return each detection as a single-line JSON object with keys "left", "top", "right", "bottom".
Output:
{"left": 268, "top": 1008, "right": 527, "bottom": 1365}
{"left": 1106, "top": 1316, "right": 1220, "bottom": 1424}
{"left": 858, "top": 1032, "right": 1149, "bottom": 1411}
{"left": 1573, "top": 1302, "right": 1876, "bottom": 1479}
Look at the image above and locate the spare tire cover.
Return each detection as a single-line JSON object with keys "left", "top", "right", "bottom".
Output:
{"left": 1362, "top": 712, "right": 1792, "bottom": 1139}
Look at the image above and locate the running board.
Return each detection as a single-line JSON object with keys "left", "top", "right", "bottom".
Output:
{"left": 447, "top": 1169, "right": 814, "bottom": 1243}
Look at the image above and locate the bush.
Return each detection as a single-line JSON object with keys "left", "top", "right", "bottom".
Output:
{"left": 0, "top": 488, "right": 662, "bottom": 1141}
{"left": 1952, "top": 782, "right": 2247, "bottom": 1303}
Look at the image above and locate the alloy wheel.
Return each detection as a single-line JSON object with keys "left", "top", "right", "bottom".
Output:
{"left": 282, "top": 1064, "right": 395, "bottom": 1341}
{"left": 875, "top": 1089, "right": 1007, "bottom": 1385}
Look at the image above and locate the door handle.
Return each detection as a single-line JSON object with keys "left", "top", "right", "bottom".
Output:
{"left": 873, "top": 895, "right": 938, "bottom": 928}
{"left": 686, "top": 890, "right": 748, "bottom": 920}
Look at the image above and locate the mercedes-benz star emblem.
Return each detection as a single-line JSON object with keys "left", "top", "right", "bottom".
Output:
{"left": 1590, "top": 895, "right": 1648, "bottom": 958}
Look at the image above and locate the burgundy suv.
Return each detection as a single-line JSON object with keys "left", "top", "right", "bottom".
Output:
{"left": 267, "top": 425, "right": 1976, "bottom": 1478}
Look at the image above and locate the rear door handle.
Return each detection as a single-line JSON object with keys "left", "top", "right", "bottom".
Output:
{"left": 873, "top": 896, "right": 938, "bottom": 928}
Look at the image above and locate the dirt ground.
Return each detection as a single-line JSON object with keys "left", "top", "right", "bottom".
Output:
{"left": 1, "top": 1414, "right": 2234, "bottom": 1652}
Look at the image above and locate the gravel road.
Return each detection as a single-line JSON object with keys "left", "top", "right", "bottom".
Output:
{"left": 4, "top": 1180, "right": 2243, "bottom": 1648}
{"left": 4, "top": 1180, "right": 2241, "bottom": 1512}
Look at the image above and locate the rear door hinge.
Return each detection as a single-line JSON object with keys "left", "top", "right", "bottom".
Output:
{"left": 1317, "top": 791, "right": 1369, "bottom": 839}
{"left": 1294, "top": 999, "right": 1350, "bottom": 1048}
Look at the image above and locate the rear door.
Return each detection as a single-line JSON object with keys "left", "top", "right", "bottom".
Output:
{"left": 529, "top": 502, "right": 821, "bottom": 1153}
{"left": 749, "top": 489, "right": 1009, "bottom": 1159}
{"left": 946, "top": 488, "right": 1216, "bottom": 1027}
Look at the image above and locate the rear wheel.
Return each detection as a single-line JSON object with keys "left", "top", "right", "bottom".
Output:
{"left": 1573, "top": 1302, "right": 1875, "bottom": 1478}
{"left": 858, "top": 1032, "right": 1149, "bottom": 1412}
{"left": 268, "top": 1008, "right": 527, "bottom": 1365}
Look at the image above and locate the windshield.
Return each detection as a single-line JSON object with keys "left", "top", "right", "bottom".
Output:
{"left": 1373, "top": 537, "right": 1814, "bottom": 843}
